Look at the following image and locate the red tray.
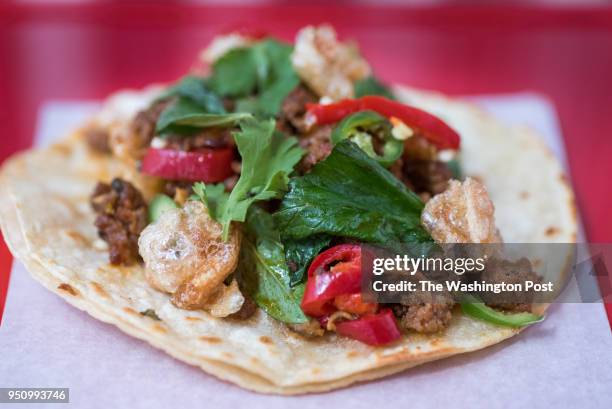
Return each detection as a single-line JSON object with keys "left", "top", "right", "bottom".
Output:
{"left": 1, "top": 3, "right": 611, "bottom": 326}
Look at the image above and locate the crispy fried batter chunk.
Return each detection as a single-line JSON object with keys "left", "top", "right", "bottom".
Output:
{"left": 91, "top": 178, "right": 148, "bottom": 265}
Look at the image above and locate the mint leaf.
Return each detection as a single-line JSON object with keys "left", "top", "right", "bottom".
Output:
{"left": 237, "top": 206, "right": 307, "bottom": 324}
{"left": 274, "top": 140, "right": 432, "bottom": 246}
{"left": 215, "top": 117, "right": 303, "bottom": 239}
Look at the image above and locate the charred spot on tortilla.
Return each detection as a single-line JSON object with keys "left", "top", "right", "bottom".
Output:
{"left": 90, "top": 281, "right": 109, "bottom": 299}
{"left": 57, "top": 283, "right": 79, "bottom": 296}
{"left": 545, "top": 226, "right": 560, "bottom": 237}
{"left": 199, "top": 336, "right": 222, "bottom": 344}
{"left": 122, "top": 307, "right": 139, "bottom": 316}
{"left": 259, "top": 336, "right": 274, "bottom": 345}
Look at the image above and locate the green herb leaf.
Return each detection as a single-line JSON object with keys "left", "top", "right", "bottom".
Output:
{"left": 157, "top": 75, "right": 226, "bottom": 114}
{"left": 192, "top": 182, "right": 228, "bottom": 221}
{"left": 210, "top": 47, "right": 260, "bottom": 97}
{"left": 209, "top": 39, "right": 299, "bottom": 116}
{"left": 274, "top": 140, "right": 432, "bottom": 246}
{"left": 447, "top": 158, "right": 463, "bottom": 180}
{"left": 237, "top": 206, "right": 308, "bottom": 324}
{"left": 284, "top": 235, "right": 331, "bottom": 287}
{"left": 215, "top": 117, "right": 303, "bottom": 239}
{"left": 354, "top": 76, "right": 396, "bottom": 99}
{"left": 156, "top": 98, "right": 251, "bottom": 134}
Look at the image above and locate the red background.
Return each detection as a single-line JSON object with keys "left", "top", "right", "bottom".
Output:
{"left": 0, "top": 2, "right": 611, "bottom": 326}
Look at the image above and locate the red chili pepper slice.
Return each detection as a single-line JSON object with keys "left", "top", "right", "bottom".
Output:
{"left": 333, "top": 293, "right": 378, "bottom": 316}
{"left": 141, "top": 147, "right": 234, "bottom": 183}
{"left": 301, "top": 244, "right": 362, "bottom": 317}
{"left": 306, "top": 96, "right": 460, "bottom": 150}
{"left": 334, "top": 309, "right": 401, "bottom": 346}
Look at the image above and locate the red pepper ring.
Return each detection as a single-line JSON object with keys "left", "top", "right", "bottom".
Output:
{"left": 141, "top": 147, "right": 234, "bottom": 183}
{"left": 301, "top": 244, "right": 362, "bottom": 317}
{"left": 306, "top": 96, "right": 460, "bottom": 150}
{"left": 335, "top": 309, "right": 402, "bottom": 346}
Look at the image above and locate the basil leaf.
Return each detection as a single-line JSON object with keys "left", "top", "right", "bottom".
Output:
{"left": 284, "top": 235, "right": 331, "bottom": 287}
{"left": 237, "top": 206, "right": 308, "bottom": 324}
{"left": 355, "top": 76, "right": 396, "bottom": 99}
{"left": 157, "top": 75, "right": 226, "bottom": 114}
{"left": 274, "top": 140, "right": 432, "bottom": 246}
{"left": 156, "top": 98, "right": 251, "bottom": 133}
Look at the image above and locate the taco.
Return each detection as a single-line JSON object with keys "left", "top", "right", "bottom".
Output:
{"left": 0, "top": 25, "right": 576, "bottom": 394}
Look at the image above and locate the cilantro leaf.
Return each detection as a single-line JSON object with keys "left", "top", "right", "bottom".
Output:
{"left": 237, "top": 206, "right": 307, "bottom": 324}
{"left": 193, "top": 118, "right": 303, "bottom": 240}
{"left": 209, "top": 39, "right": 299, "bottom": 116}
{"left": 157, "top": 75, "right": 226, "bottom": 114}
{"left": 209, "top": 47, "right": 260, "bottom": 97}
{"left": 156, "top": 98, "right": 250, "bottom": 134}
{"left": 274, "top": 140, "right": 432, "bottom": 246}
{"left": 192, "top": 182, "right": 228, "bottom": 221}
{"left": 354, "top": 76, "right": 396, "bottom": 99}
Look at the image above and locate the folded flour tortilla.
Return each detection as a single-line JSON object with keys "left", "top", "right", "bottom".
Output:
{"left": 0, "top": 86, "right": 576, "bottom": 394}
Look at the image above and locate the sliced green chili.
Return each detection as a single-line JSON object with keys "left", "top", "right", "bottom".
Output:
{"left": 460, "top": 295, "right": 544, "bottom": 327}
{"left": 331, "top": 110, "right": 403, "bottom": 167}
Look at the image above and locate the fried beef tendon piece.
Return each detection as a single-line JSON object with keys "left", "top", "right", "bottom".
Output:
{"left": 90, "top": 178, "right": 148, "bottom": 265}
{"left": 292, "top": 25, "right": 370, "bottom": 100}
{"left": 421, "top": 177, "right": 501, "bottom": 244}
{"left": 138, "top": 200, "right": 243, "bottom": 313}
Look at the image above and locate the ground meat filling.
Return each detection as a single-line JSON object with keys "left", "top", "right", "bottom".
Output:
{"left": 398, "top": 135, "right": 452, "bottom": 198}
{"left": 278, "top": 84, "right": 318, "bottom": 134}
{"left": 128, "top": 100, "right": 170, "bottom": 158}
{"left": 164, "top": 127, "right": 235, "bottom": 151}
{"left": 392, "top": 303, "right": 453, "bottom": 334}
{"left": 390, "top": 270, "right": 455, "bottom": 333}
{"left": 91, "top": 178, "right": 148, "bottom": 265}
{"left": 298, "top": 125, "right": 333, "bottom": 173}
{"left": 481, "top": 258, "right": 541, "bottom": 313}
{"left": 85, "top": 125, "right": 111, "bottom": 153}
{"left": 229, "top": 295, "right": 258, "bottom": 320}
